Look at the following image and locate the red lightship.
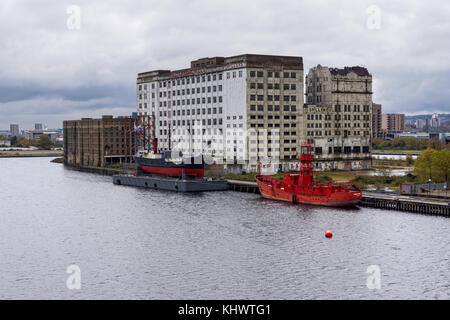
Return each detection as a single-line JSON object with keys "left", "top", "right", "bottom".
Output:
{"left": 255, "top": 143, "right": 362, "bottom": 207}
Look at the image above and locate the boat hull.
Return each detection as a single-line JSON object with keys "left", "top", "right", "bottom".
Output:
{"left": 256, "top": 175, "right": 362, "bottom": 207}
{"left": 134, "top": 154, "right": 204, "bottom": 178}
{"left": 113, "top": 174, "right": 228, "bottom": 192}
{"left": 139, "top": 166, "right": 204, "bottom": 178}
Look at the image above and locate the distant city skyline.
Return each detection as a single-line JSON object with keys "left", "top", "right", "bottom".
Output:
{"left": 2, "top": 112, "right": 448, "bottom": 132}
{"left": 1, "top": 0, "right": 450, "bottom": 128}
{"left": 0, "top": 123, "right": 60, "bottom": 132}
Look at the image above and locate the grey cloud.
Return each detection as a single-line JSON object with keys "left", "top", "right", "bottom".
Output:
{"left": 0, "top": 0, "right": 449, "bottom": 128}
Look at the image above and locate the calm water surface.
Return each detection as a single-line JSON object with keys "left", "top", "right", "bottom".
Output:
{"left": 0, "top": 157, "right": 449, "bottom": 299}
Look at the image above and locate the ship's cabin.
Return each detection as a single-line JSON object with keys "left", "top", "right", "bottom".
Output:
{"left": 284, "top": 173, "right": 315, "bottom": 186}
{"left": 284, "top": 174, "right": 300, "bottom": 186}
{"left": 137, "top": 150, "right": 163, "bottom": 159}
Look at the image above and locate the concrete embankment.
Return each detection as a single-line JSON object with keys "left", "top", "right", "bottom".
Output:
{"left": 0, "top": 150, "right": 63, "bottom": 158}
{"left": 63, "top": 164, "right": 127, "bottom": 176}
{"left": 50, "top": 157, "right": 64, "bottom": 163}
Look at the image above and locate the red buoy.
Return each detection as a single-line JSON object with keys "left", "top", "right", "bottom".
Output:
{"left": 325, "top": 230, "right": 333, "bottom": 238}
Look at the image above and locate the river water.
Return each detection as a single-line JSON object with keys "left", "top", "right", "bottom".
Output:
{"left": 372, "top": 154, "right": 419, "bottom": 160}
{"left": 0, "top": 157, "right": 449, "bottom": 299}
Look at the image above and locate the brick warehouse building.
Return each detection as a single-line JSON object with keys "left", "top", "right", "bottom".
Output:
{"left": 63, "top": 115, "right": 138, "bottom": 167}
{"left": 136, "top": 54, "right": 304, "bottom": 172}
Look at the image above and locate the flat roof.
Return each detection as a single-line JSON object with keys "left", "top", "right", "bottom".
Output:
{"left": 138, "top": 54, "right": 303, "bottom": 83}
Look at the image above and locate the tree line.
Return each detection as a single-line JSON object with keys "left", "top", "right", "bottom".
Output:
{"left": 414, "top": 148, "right": 450, "bottom": 185}
{"left": 373, "top": 137, "right": 446, "bottom": 151}
{"left": 1, "top": 134, "right": 56, "bottom": 150}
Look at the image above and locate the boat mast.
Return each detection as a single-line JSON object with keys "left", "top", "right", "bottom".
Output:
{"left": 168, "top": 122, "right": 172, "bottom": 150}
{"left": 189, "top": 122, "right": 192, "bottom": 156}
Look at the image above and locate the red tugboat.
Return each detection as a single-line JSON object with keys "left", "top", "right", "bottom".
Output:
{"left": 255, "top": 143, "right": 362, "bottom": 207}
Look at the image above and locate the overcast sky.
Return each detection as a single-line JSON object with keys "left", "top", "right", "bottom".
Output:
{"left": 0, "top": 0, "right": 449, "bottom": 129}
